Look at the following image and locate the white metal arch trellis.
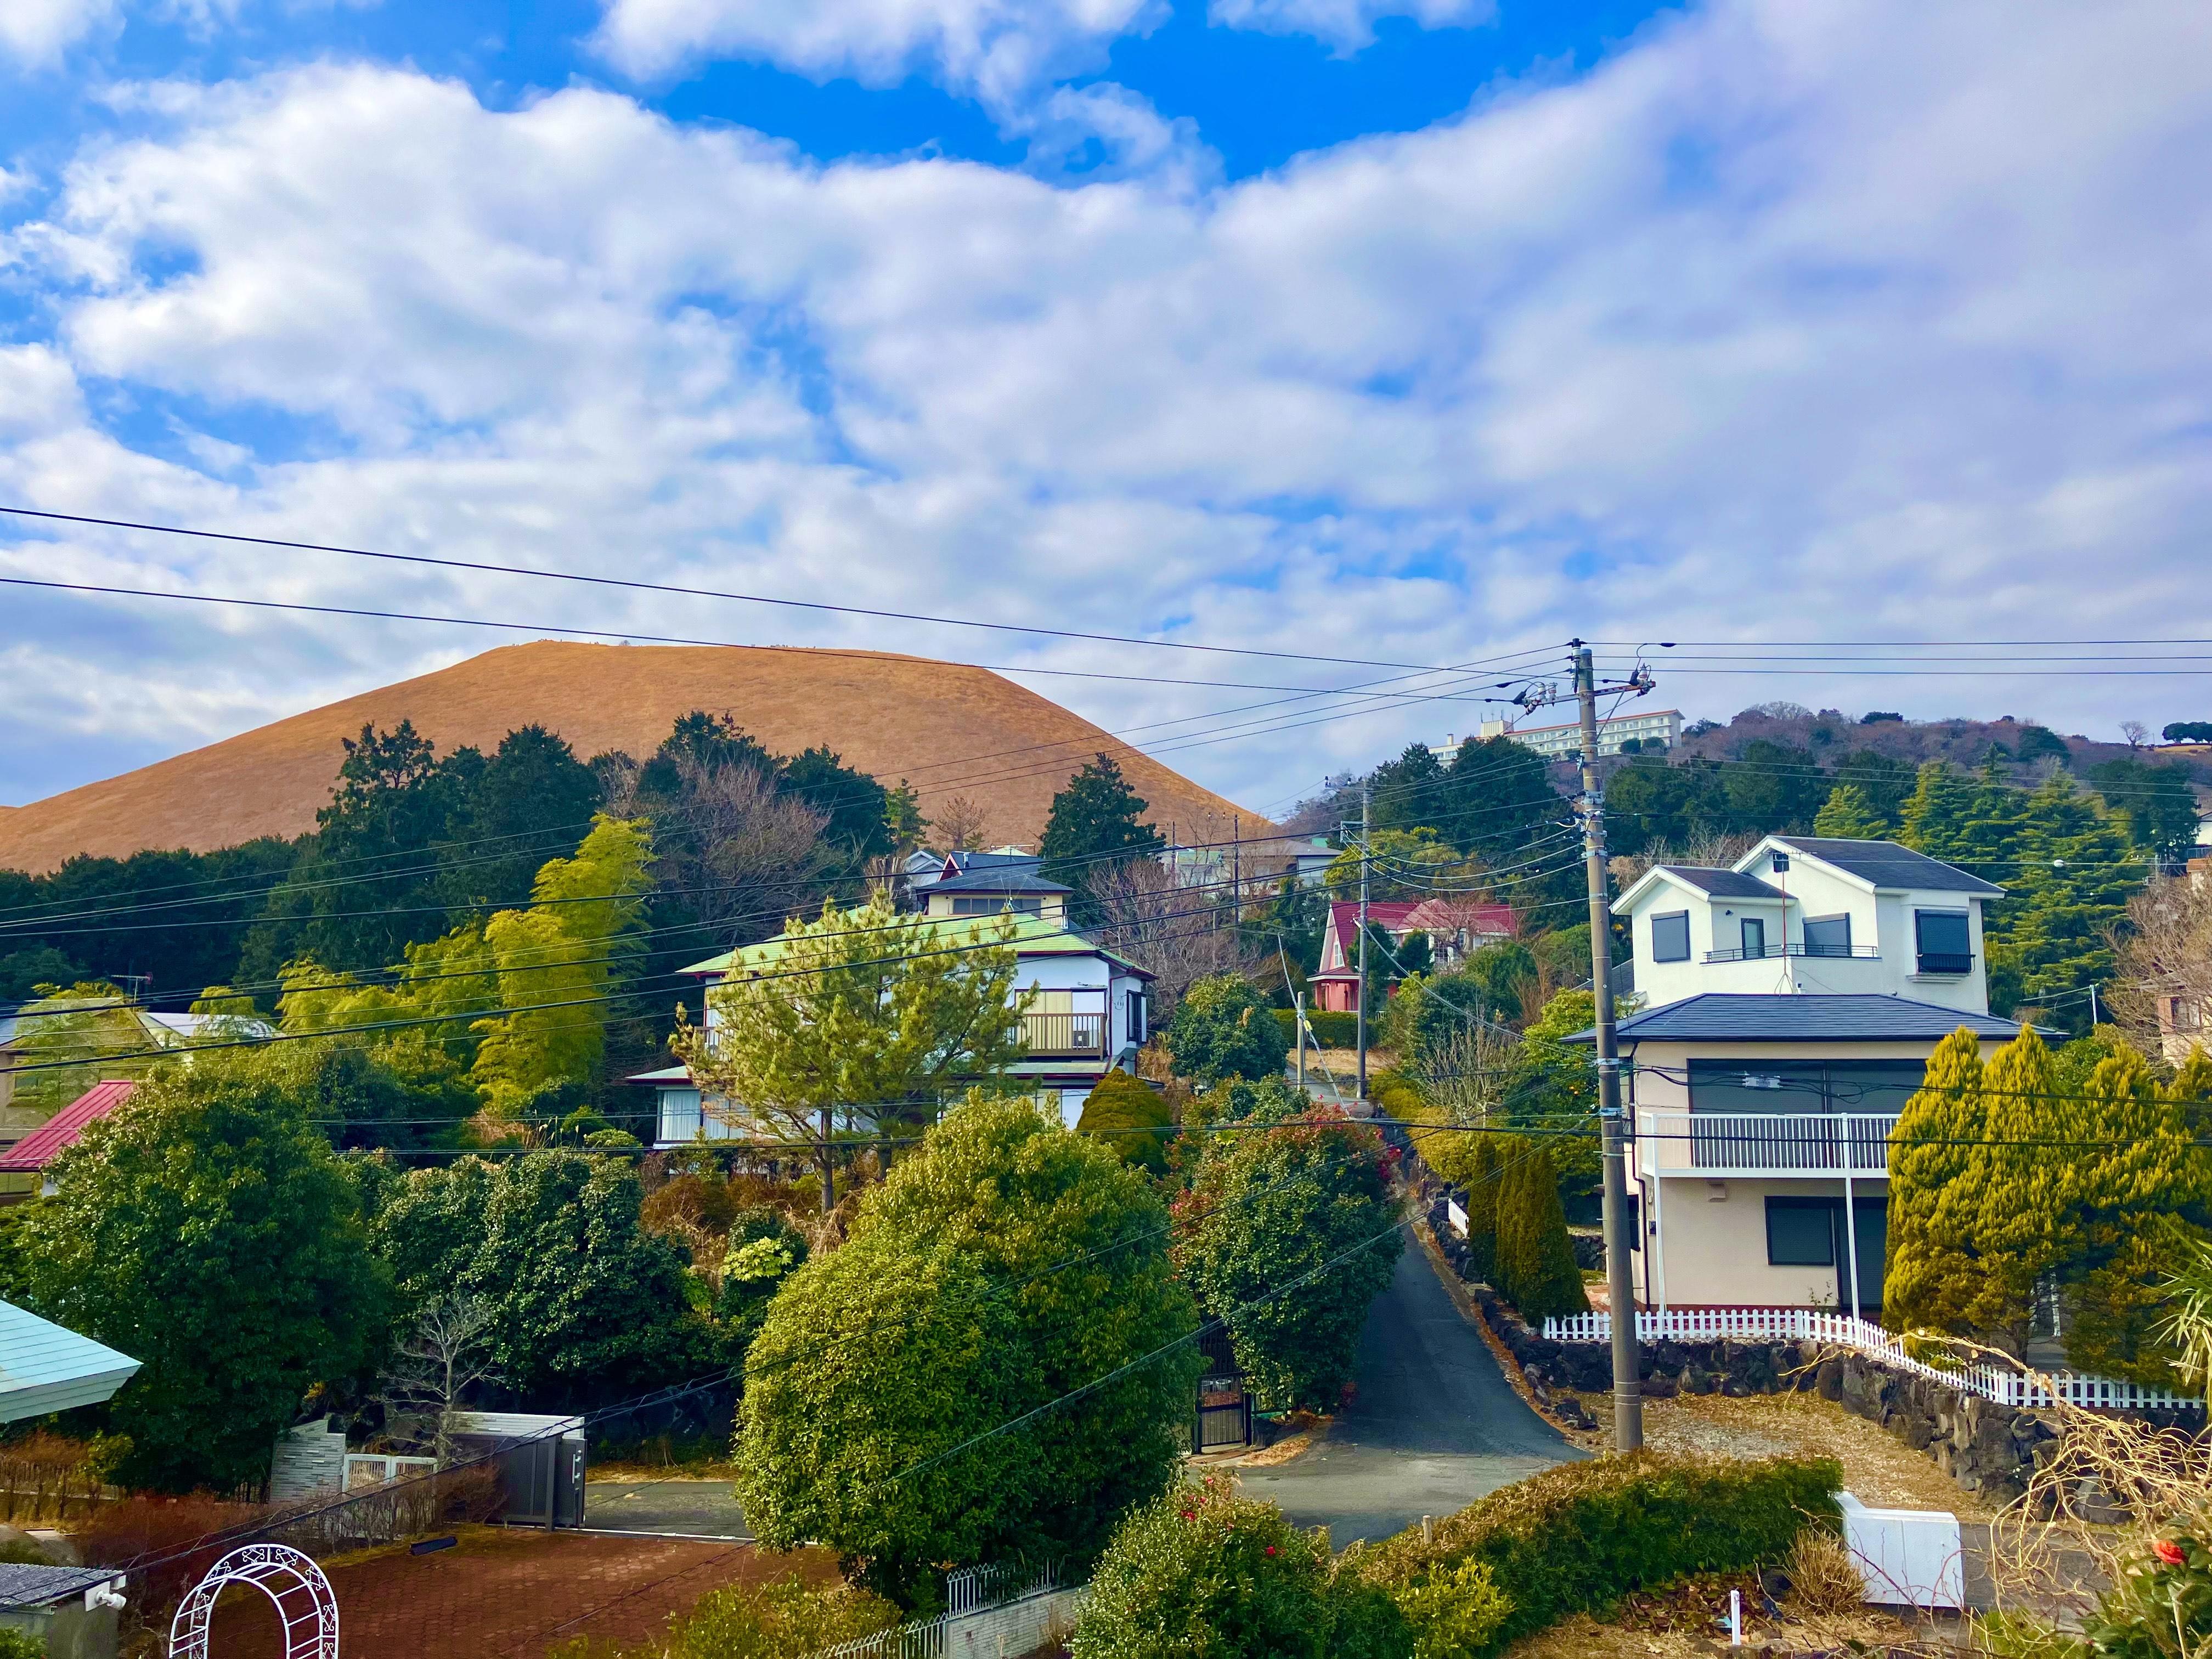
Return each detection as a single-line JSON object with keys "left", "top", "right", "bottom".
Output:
{"left": 167, "top": 1543, "right": 339, "bottom": 1659}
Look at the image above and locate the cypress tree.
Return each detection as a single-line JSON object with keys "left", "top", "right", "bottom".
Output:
{"left": 1812, "top": 782, "right": 1891, "bottom": 839}
{"left": 1493, "top": 1142, "right": 1588, "bottom": 1324}
{"left": 1897, "top": 762, "right": 1985, "bottom": 865}
{"left": 2002, "top": 775, "right": 2140, "bottom": 1020}
{"left": 1883, "top": 1029, "right": 1991, "bottom": 1339}
{"left": 1462, "top": 1133, "right": 1501, "bottom": 1286}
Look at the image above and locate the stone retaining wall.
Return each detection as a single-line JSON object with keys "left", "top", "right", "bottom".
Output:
{"left": 1423, "top": 1197, "right": 2204, "bottom": 1504}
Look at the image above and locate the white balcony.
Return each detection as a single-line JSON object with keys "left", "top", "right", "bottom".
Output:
{"left": 1633, "top": 1110, "right": 1898, "bottom": 1180}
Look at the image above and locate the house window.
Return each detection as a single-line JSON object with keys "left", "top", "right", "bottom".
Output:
{"left": 2171, "top": 997, "right": 2203, "bottom": 1033}
{"left": 1741, "top": 917, "right": 1767, "bottom": 960}
{"left": 1803, "top": 915, "right": 1852, "bottom": 957}
{"left": 1915, "top": 910, "right": 1972, "bottom": 975}
{"left": 1766, "top": 1197, "right": 1835, "bottom": 1266}
{"left": 951, "top": 896, "right": 1043, "bottom": 916}
{"left": 1651, "top": 911, "right": 1691, "bottom": 963}
{"left": 1125, "top": 988, "right": 1146, "bottom": 1046}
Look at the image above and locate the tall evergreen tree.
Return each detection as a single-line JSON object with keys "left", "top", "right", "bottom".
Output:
{"left": 1884, "top": 1030, "right": 2004, "bottom": 1340}
{"left": 1369, "top": 743, "right": 1448, "bottom": 836}
{"left": 1491, "top": 1140, "right": 1588, "bottom": 1323}
{"left": 1812, "top": 783, "right": 1891, "bottom": 839}
{"left": 2087, "top": 758, "right": 2202, "bottom": 868}
{"left": 1039, "top": 755, "right": 1165, "bottom": 899}
{"left": 2002, "top": 774, "right": 2139, "bottom": 1022}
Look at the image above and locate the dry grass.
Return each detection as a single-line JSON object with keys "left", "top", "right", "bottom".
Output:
{"left": 1785, "top": 1525, "right": 1867, "bottom": 1616}
{"left": 1501, "top": 1571, "right": 1934, "bottom": 1659}
{"left": 0, "top": 640, "right": 1263, "bottom": 872}
{"left": 1567, "top": 1388, "right": 2003, "bottom": 1521}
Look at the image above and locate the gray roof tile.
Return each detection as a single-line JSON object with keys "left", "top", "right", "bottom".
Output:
{"left": 1656, "top": 866, "right": 1784, "bottom": 899}
{"left": 1768, "top": 838, "right": 2006, "bottom": 896}
{"left": 1570, "top": 993, "right": 2028, "bottom": 1043}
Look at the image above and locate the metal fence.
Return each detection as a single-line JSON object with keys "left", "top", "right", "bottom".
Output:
{"left": 1542, "top": 1306, "right": 2198, "bottom": 1410}
{"left": 815, "top": 1562, "right": 1075, "bottom": 1659}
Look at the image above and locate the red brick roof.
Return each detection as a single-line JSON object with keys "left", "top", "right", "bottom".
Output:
{"left": 0, "top": 1080, "right": 136, "bottom": 1173}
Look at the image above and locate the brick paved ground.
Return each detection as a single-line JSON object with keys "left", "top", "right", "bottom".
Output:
{"left": 204, "top": 1525, "right": 836, "bottom": 1658}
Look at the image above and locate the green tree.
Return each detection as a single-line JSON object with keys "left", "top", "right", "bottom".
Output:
{"left": 1072, "top": 1478, "right": 1415, "bottom": 1659}
{"left": 1441, "top": 738, "right": 1576, "bottom": 907}
{"left": 1175, "top": 1111, "right": 1403, "bottom": 1411}
{"left": 736, "top": 1228, "right": 1036, "bottom": 1604}
{"left": 714, "top": 1206, "right": 810, "bottom": 1359}
{"left": 673, "top": 899, "right": 1024, "bottom": 1207}
{"left": 1721, "top": 740, "right": 1827, "bottom": 834}
{"left": 1166, "top": 973, "right": 1290, "bottom": 1084}
{"left": 781, "top": 745, "right": 894, "bottom": 864}
{"left": 433, "top": 725, "right": 605, "bottom": 915}
{"left": 1496, "top": 990, "right": 1601, "bottom": 1218}
{"left": 1491, "top": 1140, "right": 1588, "bottom": 1323}
{"left": 2000, "top": 774, "right": 2140, "bottom": 1024}
{"left": 5, "top": 981, "right": 154, "bottom": 1115}
{"left": 1039, "top": 754, "right": 1166, "bottom": 900}
{"left": 2088, "top": 757, "right": 2201, "bottom": 867}
{"left": 1076, "top": 1069, "right": 1175, "bottom": 1174}
{"left": 1369, "top": 743, "right": 1449, "bottom": 837}
{"left": 9, "top": 1051, "right": 389, "bottom": 1492}
{"left": 1812, "top": 783, "right": 1892, "bottom": 839}
{"left": 1829, "top": 749, "right": 1916, "bottom": 826}
{"left": 736, "top": 1097, "right": 1197, "bottom": 1603}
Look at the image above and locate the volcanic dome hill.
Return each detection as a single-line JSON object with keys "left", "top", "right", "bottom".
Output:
{"left": 0, "top": 642, "right": 1266, "bottom": 874}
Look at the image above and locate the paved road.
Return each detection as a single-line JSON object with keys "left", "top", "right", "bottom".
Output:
{"left": 1239, "top": 1232, "right": 1582, "bottom": 1547}
{"left": 585, "top": 1477, "right": 751, "bottom": 1539}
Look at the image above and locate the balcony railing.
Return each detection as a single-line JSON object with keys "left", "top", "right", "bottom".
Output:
{"left": 1634, "top": 1110, "right": 1898, "bottom": 1178}
{"left": 1020, "top": 1000, "right": 1108, "bottom": 1059}
{"left": 1700, "top": 943, "right": 1881, "bottom": 964}
{"left": 1916, "top": 952, "right": 1973, "bottom": 975}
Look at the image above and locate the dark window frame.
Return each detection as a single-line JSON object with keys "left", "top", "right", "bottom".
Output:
{"left": 1765, "top": 1196, "right": 1836, "bottom": 1266}
{"left": 1651, "top": 910, "right": 1691, "bottom": 963}
{"left": 1915, "top": 909, "right": 1973, "bottom": 975}
{"left": 1803, "top": 913, "right": 1853, "bottom": 957}
{"left": 1741, "top": 916, "right": 1767, "bottom": 959}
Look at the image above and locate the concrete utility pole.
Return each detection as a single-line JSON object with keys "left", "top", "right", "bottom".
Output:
{"left": 1356, "top": 781, "right": 1371, "bottom": 1104}
{"left": 1572, "top": 642, "right": 1644, "bottom": 1452}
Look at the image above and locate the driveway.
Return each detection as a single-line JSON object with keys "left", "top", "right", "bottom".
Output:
{"left": 584, "top": 1476, "right": 752, "bottom": 1539}
{"left": 1238, "top": 1232, "right": 1582, "bottom": 1547}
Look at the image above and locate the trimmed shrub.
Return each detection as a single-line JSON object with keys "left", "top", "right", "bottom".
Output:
{"left": 1077, "top": 1069, "right": 1175, "bottom": 1174}
{"left": 1273, "top": 1008, "right": 1359, "bottom": 1049}
{"left": 1393, "top": 1556, "right": 1515, "bottom": 1659}
{"left": 1491, "top": 1141, "right": 1587, "bottom": 1324}
{"left": 1170, "top": 974, "right": 1291, "bottom": 1082}
{"left": 1363, "top": 1452, "right": 1842, "bottom": 1649}
{"left": 1072, "top": 1476, "right": 1411, "bottom": 1659}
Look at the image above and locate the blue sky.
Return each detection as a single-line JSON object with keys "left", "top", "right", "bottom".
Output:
{"left": 2, "top": 0, "right": 2209, "bottom": 817}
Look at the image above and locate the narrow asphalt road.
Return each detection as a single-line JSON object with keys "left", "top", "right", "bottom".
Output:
{"left": 1238, "top": 1231, "right": 1582, "bottom": 1547}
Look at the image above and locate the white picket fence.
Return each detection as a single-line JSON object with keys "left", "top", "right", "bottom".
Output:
{"left": 1540, "top": 1307, "right": 2197, "bottom": 1411}
{"left": 815, "top": 1563, "right": 1079, "bottom": 1659}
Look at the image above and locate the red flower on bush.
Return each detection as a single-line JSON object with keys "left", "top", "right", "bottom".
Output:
{"left": 1265, "top": 1546, "right": 1278, "bottom": 1558}
{"left": 2155, "top": 1540, "right": 2187, "bottom": 1566}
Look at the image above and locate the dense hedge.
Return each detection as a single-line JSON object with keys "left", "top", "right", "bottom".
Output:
{"left": 1361, "top": 1451, "right": 1842, "bottom": 1649}
{"left": 1273, "top": 1008, "right": 1360, "bottom": 1048}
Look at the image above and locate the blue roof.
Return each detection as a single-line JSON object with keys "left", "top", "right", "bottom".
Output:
{"left": 0, "top": 1301, "right": 141, "bottom": 1424}
{"left": 1571, "top": 994, "right": 2028, "bottom": 1045}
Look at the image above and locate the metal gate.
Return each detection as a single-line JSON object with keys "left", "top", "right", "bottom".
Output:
{"left": 1195, "top": 1386, "right": 1251, "bottom": 1452}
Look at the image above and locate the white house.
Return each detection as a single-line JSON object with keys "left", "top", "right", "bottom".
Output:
{"left": 902, "top": 849, "right": 1074, "bottom": 923}
{"left": 632, "top": 910, "right": 1152, "bottom": 1146}
{"left": 1594, "top": 836, "right": 2032, "bottom": 1316}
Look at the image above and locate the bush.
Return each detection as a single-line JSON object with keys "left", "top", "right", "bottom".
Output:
{"left": 2085, "top": 1532, "right": 2212, "bottom": 1659}
{"left": 1392, "top": 1556, "right": 1515, "bottom": 1659}
{"left": 0, "top": 1631, "right": 41, "bottom": 1659}
{"left": 1173, "top": 1111, "right": 1402, "bottom": 1412}
{"left": 1076, "top": 1069, "right": 1174, "bottom": 1175}
{"left": 1169, "top": 975, "right": 1290, "bottom": 1082}
{"left": 714, "top": 1205, "right": 809, "bottom": 1357}
{"left": 1273, "top": 1008, "right": 1359, "bottom": 1049}
{"left": 1362, "top": 1452, "right": 1841, "bottom": 1649}
{"left": 549, "top": 1572, "right": 900, "bottom": 1659}
{"left": 1072, "top": 1476, "right": 1410, "bottom": 1659}
{"left": 1491, "top": 1141, "right": 1588, "bottom": 1324}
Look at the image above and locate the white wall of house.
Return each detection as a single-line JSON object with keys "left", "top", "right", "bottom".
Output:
{"left": 1629, "top": 1175, "right": 1872, "bottom": 1309}
{"left": 926, "top": 891, "right": 1069, "bottom": 923}
{"left": 1622, "top": 845, "right": 1993, "bottom": 1013}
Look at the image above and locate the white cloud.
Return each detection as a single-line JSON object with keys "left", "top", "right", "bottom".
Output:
{"left": 592, "top": 0, "right": 1161, "bottom": 106}
{"left": 0, "top": 0, "right": 121, "bottom": 66}
{"left": 7, "top": 0, "right": 2212, "bottom": 811}
{"left": 1207, "top": 0, "right": 1492, "bottom": 54}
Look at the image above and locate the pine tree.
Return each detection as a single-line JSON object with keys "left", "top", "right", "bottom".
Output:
{"left": 1897, "top": 762, "right": 1984, "bottom": 865}
{"left": 2002, "top": 774, "right": 2139, "bottom": 1021}
{"left": 1492, "top": 1142, "right": 1588, "bottom": 1323}
{"left": 1812, "top": 783, "right": 1892, "bottom": 839}
{"left": 1040, "top": 754, "right": 1166, "bottom": 908}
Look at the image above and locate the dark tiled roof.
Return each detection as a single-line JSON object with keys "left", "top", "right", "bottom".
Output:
{"left": 1769, "top": 838, "right": 2005, "bottom": 896}
{"left": 931, "top": 867, "right": 1073, "bottom": 895}
{"left": 1655, "top": 866, "right": 1783, "bottom": 899}
{"left": 0, "top": 1563, "right": 121, "bottom": 1609}
{"left": 1568, "top": 994, "right": 2027, "bottom": 1044}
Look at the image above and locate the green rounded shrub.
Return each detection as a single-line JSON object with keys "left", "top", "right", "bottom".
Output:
{"left": 1073, "top": 1477, "right": 1409, "bottom": 1659}
{"left": 1076, "top": 1069, "right": 1173, "bottom": 1174}
{"left": 1169, "top": 974, "right": 1291, "bottom": 1084}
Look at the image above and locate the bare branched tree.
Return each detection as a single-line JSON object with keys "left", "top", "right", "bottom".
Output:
{"left": 379, "top": 1295, "right": 505, "bottom": 1462}
{"left": 1607, "top": 830, "right": 1761, "bottom": 890}
{"left": 933, "top": 795, "right": 992, "bottom": 853}
{"left": 667, "top": 757, "right": 834, "bottom": 931}
{"left": 1089, "top": 858, "right": 1260, "bottom": 1022}
{"left": 2123, "top": 719, "right": 2153, "bottom": 751}
{"left": 2107, "top": 873, "right": 2212, "bottom": 1063}
{"left": 1413, "top": 1023, "right": 1522, "bottom": 1127}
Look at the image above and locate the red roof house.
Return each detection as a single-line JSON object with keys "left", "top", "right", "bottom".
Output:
{"left": 0, "top": 1080, "right": 136, "bottom": 1199}
{"left": 1308, "top": 899, "right": 1519, "bottom": 1012}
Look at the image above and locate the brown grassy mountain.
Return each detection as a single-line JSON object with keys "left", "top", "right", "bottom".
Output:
{"left": 0, "top": 641, "right": 1266, "bottom": 874}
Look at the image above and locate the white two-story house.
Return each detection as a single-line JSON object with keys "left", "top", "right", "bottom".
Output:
{"left": 1595, "top": 836, "right": 2029, "bottom": 1318}
{"left": 633, "top": 910, "right": 1152, "bottom": 1146}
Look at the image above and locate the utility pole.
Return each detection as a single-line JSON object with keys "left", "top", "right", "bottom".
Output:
{"left": 1356, "top": 781, "right": 1371, "bottom": 1105}
{"left": 1572, "top": 642, "right": 1644, "bottom": 1452}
